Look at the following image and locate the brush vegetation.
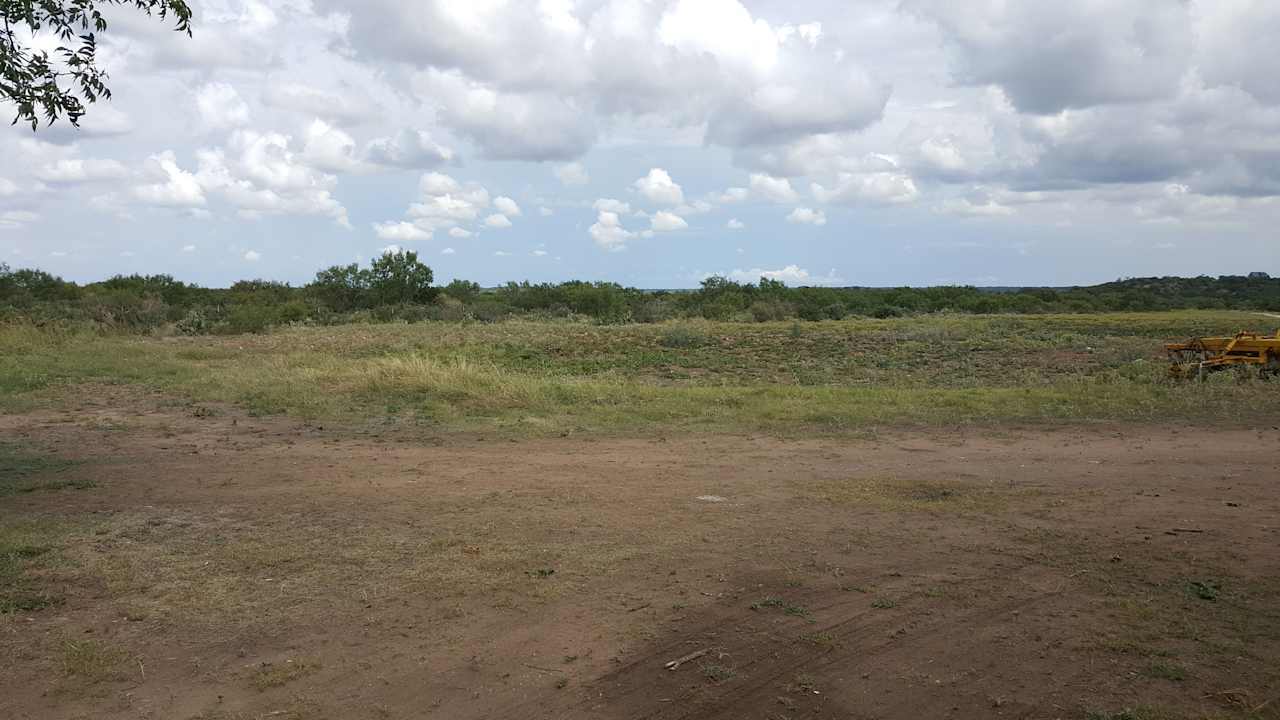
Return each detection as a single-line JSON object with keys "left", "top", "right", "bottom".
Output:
{"left": 2, "top": 257, "right": 1278, "bottom": 333}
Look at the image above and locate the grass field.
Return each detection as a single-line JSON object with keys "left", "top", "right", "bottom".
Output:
{"left": 2, "top": 311, "right": 1277, "bottom": 434}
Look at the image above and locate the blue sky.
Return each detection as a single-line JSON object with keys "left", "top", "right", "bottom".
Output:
{"left": 1, "top": 0, "right": 1277, "bottom": 288}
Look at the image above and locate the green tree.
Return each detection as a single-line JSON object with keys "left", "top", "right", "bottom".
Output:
{"left": 1, "top": 1, "right": 192, "bottom": 129}
{"left": 442, "top": 279, "right": 481, "bottom": 303}
{"left": 309, "top": 263, "right": 370, "bottom": 312}
{"left": 368, "top": 250, "right": 435, "bottom": 305}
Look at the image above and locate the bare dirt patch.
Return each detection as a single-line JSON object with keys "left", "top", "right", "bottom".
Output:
{"left": 2, "top": 387, "right": 1278, "bottom": 719}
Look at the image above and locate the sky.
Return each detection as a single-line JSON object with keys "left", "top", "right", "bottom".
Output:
{"left": 0, "top": 0, "right": 1277, "bottom": 288}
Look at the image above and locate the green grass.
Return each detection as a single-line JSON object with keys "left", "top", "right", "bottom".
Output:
{"left": 0, "top": 519, "right": 73, "bottom": 614}
{"left": 0, "top": 443, "right": 90, "bottom": 496}
{"left": 1, "top": 312, "right": 1277, "bottom": 435}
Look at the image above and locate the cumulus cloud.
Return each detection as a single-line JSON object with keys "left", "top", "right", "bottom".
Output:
{"left": 749, "top": 173, "right": 800, "bottom": 203}
{"left": 413, "top": 68, "right": 596, "bottom": 161}
{"left": 448, "top": 227, "right": 473, "bottom": 239}
{"left": 484, "top": 213, "right": 513, "bottom": 229}
{"left": 244, "top": 250, "right": 262, "bottom": 262}
{"left": 786, "top": 207, "right": 827, "bottom": 226}
{"left": 493, "top": 196, "right": 522, "bottom": 217}
{"left": 633, "top": 168, "right": 684, "bottom": 205}
{"left": 134, "top": 151, "right": 206, "bottom": 207}
{"left": 195, "top": 82, "right": 250, "bottom": 131}
{"left": 401, "top": 172, "right": 493, "bottom": 233}
{"left": 364, "top": 129, "right": 454, "bottom": 170}
{"left": 727, "top": 218, "right": 745, "bottom": 230}
{"left": 374, "top": 221, "right": 432, "bottom": 241}
{"left": 650, "top": 211, "right": 688, "bottom": 232}
{"left": 589, "top": 210, "right": 635, "bottom": 251}
{"left": 813, "top": 173, "right": 920, "bottom": 205}
{"left": 593, "top": 198, "right": 632, "bottom": 214}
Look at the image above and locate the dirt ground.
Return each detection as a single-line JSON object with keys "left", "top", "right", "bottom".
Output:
{"left": 2, "top": 388, "right": 1279, "bottom": 720}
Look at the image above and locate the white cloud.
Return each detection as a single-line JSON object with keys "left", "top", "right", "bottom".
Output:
{"left": 301, "top": 119, "right": 364, "bottom": 174}
{"left": 0, "top": 177, "right": 18, "bottom": 196}
{"left": 593, "top": 198, "right": 632, "bottom": 214}
{"left": 749, "top": 173, "right": 800, "bottom": 203}
{"left": 532, "top": 249, "right": 548, "bottom": 256}
{"left": 554, "top": 162, "right": 590, "bottom": 186}
{"left": 539, "top": 206, "right": 554, "bottom": 216}
{"left": 717, "top": 187, "right": 749, "bottom": 204}
{"left": 484, "top": 213, "right": 513, "bottom": 229}
{"left": 494, "top": 250, "right": 512, "bottom": 257}
{"left": 674, "top": 200, "right": 713, "bottom": 215}
{"left": 35, "top": 158, "right": 129, "bottom": 184}
{"left": 493, "top": 196, "right": 522, "bottom": 216}
{"left": 374, "top": 221, "right": 432, "bottom": 241}
{"left": 786, "top": 207, "right": 827, "bottom": 226}
{"left": 441, "top": 247, "right": 456, "bottom": 255}
{"left": 0, "top": 210, "right": 39, "bottom": 229}
{"left": 725, "top": 265, "right": 844, "bottom": 286}
{"left": 364, "top": 129, "right": 454, "bottom": 169}
{"left": 244, "top": 250, "right": 262, "bottom": 262}
{"left": 413, "top": 68, "right": 596, "bottom": 161}
{"left": 448, "top": 227, "right": 473, "bottom": 239}
{"left": 195, "top": 82, "right": 250, "bottom": 130}
{"left": 589, "top": 210, "right": 635, "bottom": 251}
{"left": 404, "top": 172, "right": 492, "bottom": 231}
{"left": 650, "top": 211, "right": 688, "bottom": 232}
{"left": 379, "top": 244, "right": 404, "bottom": 255}
{"left": 937, "top": 197, "right": 1015, "bottom": 217}
{"left": 182, "top": 244, "right": 197, "bottom": 253}
{"left": 727, "top": 218, "right": 745, "bottom": 230}
{"left": 633, "top": 168, "right": 684, "bottom": 205}
{"left": 812, "top": 172, "right": 920, "bottom": 205}
{"left": 134, "top": 151, "right": 206, "bottom": 207}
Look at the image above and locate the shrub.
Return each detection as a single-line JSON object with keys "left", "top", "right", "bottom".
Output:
{"left": 225, "top": 304, "right": 279, "bottom": 334}
{"left": 750, "top": 299, "right": 795, "bottom": 322}
{"left": 175, "top": 308, "right": 218, "bottom": 335}
{"left": 659, "top": 325, "right": 706, "bottom": 348}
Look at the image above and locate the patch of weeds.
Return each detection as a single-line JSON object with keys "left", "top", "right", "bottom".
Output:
{"left": 1186, "top": 580, "right": 1221, "bottom": 601}
{"left": 751, "top": 596, "right": 810, "bottom": 618}
{"left": 251, "top": 659, "right": 321, "bottom": 691}
{"left": 783, "top": 603, "right": 811, "bottom": 618}
{"left": 659, "top": 325, "right": 707, "bottom": 349}
{"left": 1141, "top": 662, "right": 1186, "bottom": 682}
{"left": 841, "top": 585, "right": 871, "bottom": 594}
{"left": 526, "top": 568, "right": 556, "bottom": 578}
{"left": 0, "top": 443, "right": 91, "bottom": 496}
{"left": 701, "top": 663, "right": 736, "bottom": 683}
{"left": 0, "top": 528, "right": 65, "bottom": 614}
{"left": 871, "top": 598, "right": 897, "bottom": 609}
{"left": 60, "top": 639, "right": 129, "bottom": 682}
{"left": 751, "top": 596, "right": 785, "bottom": 611}
{"left": 801, "top": 631, "right": 836, "bottom": 648}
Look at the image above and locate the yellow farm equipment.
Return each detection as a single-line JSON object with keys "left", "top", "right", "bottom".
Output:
{"left": 1165, "top": 330, "right": 1280, "bottom": 379}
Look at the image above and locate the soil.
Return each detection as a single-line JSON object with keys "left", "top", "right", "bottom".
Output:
{"left": 2, "top": 387, "right": 1278, "bottom": 720}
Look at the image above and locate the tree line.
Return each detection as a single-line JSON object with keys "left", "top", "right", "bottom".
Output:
{"left": 1, "top": 254, "right": 1276, "bottom": 334}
